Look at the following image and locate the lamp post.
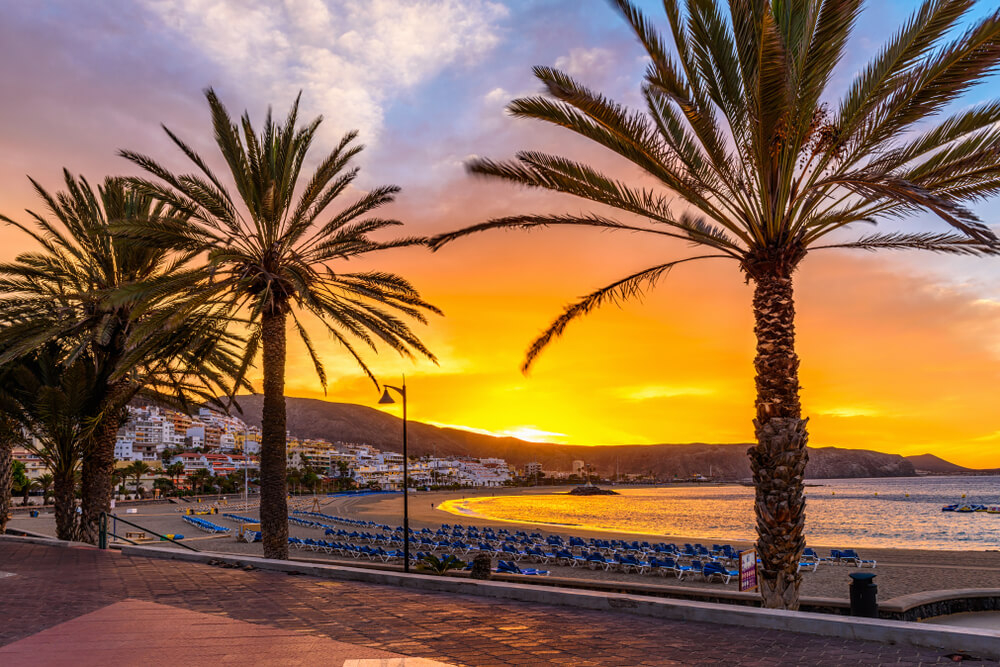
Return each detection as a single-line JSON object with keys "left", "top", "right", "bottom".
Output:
{"left": 378, "top": 378, "right": 410, "bottom": 572}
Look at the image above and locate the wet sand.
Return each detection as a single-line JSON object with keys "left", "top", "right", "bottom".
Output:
{"left": 9, "top": 488, "right": 1000, "bottom": 602}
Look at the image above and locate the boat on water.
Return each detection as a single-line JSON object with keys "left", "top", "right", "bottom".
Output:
{"left": 953, "top": 504, "right": 987, "bottom": 513}
{"left": 942, "top": 503, "right": 993, "bottom": 512}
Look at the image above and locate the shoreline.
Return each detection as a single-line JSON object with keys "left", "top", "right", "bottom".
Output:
{"left": 9, "top": 485, "right": 1000, "bottom": 601}
{"left": 370, "top": 485, "right": 1000, "bottom": 552}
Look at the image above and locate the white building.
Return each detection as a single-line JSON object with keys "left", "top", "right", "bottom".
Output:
{"left": 114, "top": 406, "right": 185, "bottom": 461}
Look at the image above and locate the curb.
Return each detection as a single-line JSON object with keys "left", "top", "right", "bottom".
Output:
{"left": 121, "top": 543, "right": 1000, "bottom": 660}
{"left": 0, "top": 533, "right": 97, "bottom": 549}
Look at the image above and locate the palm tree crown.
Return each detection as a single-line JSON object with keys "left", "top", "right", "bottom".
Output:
{"left": 0, "top": 172, "right": 247, "bottom": 543}
{"left": 429, "top": 0, "right": 1000, "bottom": 610}
{"left": 433, "top": 0, "right": 1000, "bottom": 368}
{"left": 121, "top": 89, "right": 441, "bottom": 387}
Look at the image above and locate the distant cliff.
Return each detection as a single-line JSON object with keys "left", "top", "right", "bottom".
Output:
{"left": 230, "top": 395, "right": 920, "bottom": 479}
{"left": 905, "top": 453, "right": 1000, "bottom": 476}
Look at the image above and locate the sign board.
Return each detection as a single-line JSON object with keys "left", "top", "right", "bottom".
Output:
{"left": 238, "top": 523, "right": 261, "bottom": 540}
{"left": 739, "top": 548, "right": 758, "bottom": 592}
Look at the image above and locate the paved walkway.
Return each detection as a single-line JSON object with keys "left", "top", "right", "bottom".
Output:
{"left": 0, "top": 541, "right": 981, "bottom": 666}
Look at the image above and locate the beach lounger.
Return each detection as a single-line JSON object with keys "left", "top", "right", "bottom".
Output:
{"left": 802, "top": 548, "right": 831, "bottom": 563}
{"left": 497, "top": 560, "right": 549, "bottom": 576}
{"left": 662, "top": 557, "right": 691, "bottom": 579}
{"left": 703, "top": 562, "right": 738, "bottom": 584}
{"left": 839, "top": 549, "right": 876, "bottom": 568}
{"left": 586, "top": 553, "right": 611, "bottom": 570}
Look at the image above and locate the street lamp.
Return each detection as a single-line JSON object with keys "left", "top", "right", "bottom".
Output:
{"left": 378, "top": 378, "right": 410, "bottom": 572}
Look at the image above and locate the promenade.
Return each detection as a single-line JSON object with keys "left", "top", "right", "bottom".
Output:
{"left": 0, "top": 540, "right": 975, "bottom": 666}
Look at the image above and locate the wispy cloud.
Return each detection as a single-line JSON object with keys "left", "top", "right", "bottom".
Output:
{"left": 140, "top": 0, "right": 508, "bottom": 141}
{"left": 618, "top": 385, "right": 715, "bottom": 402}
{"left": 554, "top": 47, "right": 615, "bottom": 79}
{"left": 813, "top": 406, "right": 881, "bottom": 418}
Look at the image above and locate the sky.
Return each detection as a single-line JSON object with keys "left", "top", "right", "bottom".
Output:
{"left": 1, "top": 1, "right": 999, "bottom": 468}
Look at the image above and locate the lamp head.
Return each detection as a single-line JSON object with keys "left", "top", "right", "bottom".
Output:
{"left": 378, "top": 388, "right": 395, "bottom": 405}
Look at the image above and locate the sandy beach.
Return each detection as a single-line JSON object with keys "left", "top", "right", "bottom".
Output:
{"left": 9, "top": 486, "right": 1000, "bottom": 602}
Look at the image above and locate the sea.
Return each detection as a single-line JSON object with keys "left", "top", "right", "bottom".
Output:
{"left": 441, "top": 476, "right": 1000, "bottom": 550}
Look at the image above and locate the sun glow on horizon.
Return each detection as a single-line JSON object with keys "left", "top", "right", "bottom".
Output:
{"left": 423, "top": 420, "right": 570, "bottom": 444}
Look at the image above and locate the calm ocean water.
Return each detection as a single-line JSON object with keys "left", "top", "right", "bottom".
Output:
{"left": 442, "top": 476, "right": 1000, "bottom": 550}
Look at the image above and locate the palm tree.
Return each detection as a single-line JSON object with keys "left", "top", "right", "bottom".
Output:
{"left": 189, "top": 467, "right": 212, "bottom": 495}
{"left": 0, "top": 173, "right": 247, "bottom": 543}
{"left": 153, "top": 477, "right": 175, "bottom": 497}
{"left": 429, "top": 0, "right": 1000, "bottom": 609}
{"left": 18, "top": 479, "right": 38, "bottom": 507}
{"left": 286, "top": 466, "right": 302, "bottom": 496}
{"left": 120, "top": 89, "right": 441, "bottom": 559}
{"left": 165, "top": 461, "right": 186, "bottom": 490}
{"left": 37, "top": 473, "right": 54, "bottom": 506}
{"left": 0, "top": 346, "right": 103, "bottom": 540}
{"left": 0, "top": 434, "right": 13, "bottom": 533}
{"left": 111, "top": 468, "right": 127, "bottom": 499}
{"left": 125, "top": 461, "right": 152, "bottom": 498}
{"left": 0, "top": 358, "right": 25, "bottom": 534}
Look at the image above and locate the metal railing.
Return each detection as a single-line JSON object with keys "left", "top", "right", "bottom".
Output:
{"left": 98, "top": 512, "right": 198, "bottom": 552}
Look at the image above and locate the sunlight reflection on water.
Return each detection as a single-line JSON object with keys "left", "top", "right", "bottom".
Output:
{"left": 441, "top": 477, "right": 1000, "bottom": 550}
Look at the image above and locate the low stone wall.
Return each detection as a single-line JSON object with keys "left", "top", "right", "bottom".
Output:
{"left": 880, "top": 589, "right": 1000, "bottom": 622}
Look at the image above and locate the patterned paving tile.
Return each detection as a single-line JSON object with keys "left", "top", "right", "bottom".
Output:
{"left": 0, "top": 541, "right": 989, "bottom": 666}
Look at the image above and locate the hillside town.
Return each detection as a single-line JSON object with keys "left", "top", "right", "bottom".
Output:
{"left": 12, "top": 404, "right": 515, "bottom": 496}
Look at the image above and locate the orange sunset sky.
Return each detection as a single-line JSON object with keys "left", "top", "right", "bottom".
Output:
{"left": 1, "top": 1, "right": 999, "bottom": 468}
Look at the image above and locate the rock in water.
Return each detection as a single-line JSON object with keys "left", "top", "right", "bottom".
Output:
{"left": 567, "top": 485, "right": 619, "bottom": 496}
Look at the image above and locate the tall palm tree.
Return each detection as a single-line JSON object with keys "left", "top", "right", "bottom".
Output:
{"left": 111, "top": 468, "right": 127, "bottom": 498}
{"left": 0, "top": 358, "right": 25, "bottom": 534}
{"left": 189, "top": 467, "right": 212, "bottom": 495}
{"left": 1, "top": 346, "right": 103, "bottom": 540}
{"left": 165, "top": 461, "right": 186, "bottom": 490}
{"left": 429, "top": 0, "right": 1000, "bottom": 609}
{"left": 37, "top": 473, "right": 54, "bottom": 506}
{"left": 0, "top": 173, "right": 248, "bottom": 543}
{"left": 120, "top": 89, "right": 441, "bottom": 559}
{"left": 0, "top": 431, "right": 14, "bottom": 534}
{"left": 125, "top": 461, "right": 152, "bottom": 498}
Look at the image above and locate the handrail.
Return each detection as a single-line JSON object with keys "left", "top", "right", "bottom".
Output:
{"left": 99, "top": 512, "right": 199, "bottom": 552}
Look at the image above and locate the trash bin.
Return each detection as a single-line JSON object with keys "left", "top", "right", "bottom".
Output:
{"left": 29, "top": 510, "right": 39, "bottom": 518}
{"left": 849, "top": 572, "right": 878, "bottom": 617}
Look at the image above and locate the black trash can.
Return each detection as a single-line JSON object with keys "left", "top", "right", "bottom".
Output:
{"left": 849, "top": 572, "right": 878, "bottom": 617}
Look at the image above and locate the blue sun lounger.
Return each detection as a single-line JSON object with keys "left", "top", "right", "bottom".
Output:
{"left": 702, "top": 562, "right": 738, "bottom": 583}
{"left": 497, "top": 560, "right": 549, "bottom": 576}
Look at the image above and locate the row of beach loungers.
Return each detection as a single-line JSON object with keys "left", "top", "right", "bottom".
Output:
{"left": 182, "top": 514, "right": 230, "bottom": 533}
{"left": 281, "top": 513, "right": 875, "bottom": 579}
{"left": 286, "top": 537, "right": 551, "bottom": 576}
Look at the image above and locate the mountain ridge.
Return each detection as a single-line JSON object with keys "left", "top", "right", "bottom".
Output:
{"left": 905, "top": 453, "right": 1000, "bottom": 476}
{"left": 230, "top": 395, "right": 924, "bottom": 479}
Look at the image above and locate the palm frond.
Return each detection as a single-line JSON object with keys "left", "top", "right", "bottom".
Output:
{"left": 522, "top": 255, "right": 732, "bottom": 372}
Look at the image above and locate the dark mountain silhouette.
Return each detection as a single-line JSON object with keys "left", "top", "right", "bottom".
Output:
{"left": 905, "top": 453, "right": 1000, "bottom": 475}
{"left": 230, "top": 395, "right": 919, "bottom": 479}
{"left": 906, "top": 453, "right": 970, "bottom": 474}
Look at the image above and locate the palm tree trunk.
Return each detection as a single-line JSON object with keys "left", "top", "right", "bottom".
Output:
{"left": 260, "top": 309, "right": 289, "bottom": 559}
{"left": 79, "top": 382, "right": 130, "bottom": 544}
{"left": 0, "top": 436, "right": 12, "bottom": 534}
{"left": 53, "top": 468, "right": 78, "bottom": 542}
{"left": 749, "top": 272, "right": 809, "bottom": 611}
